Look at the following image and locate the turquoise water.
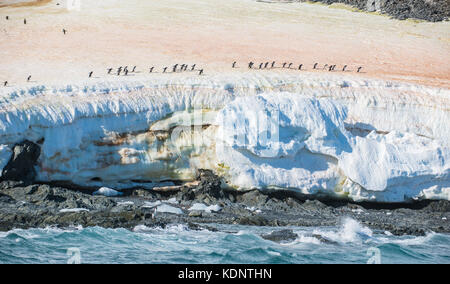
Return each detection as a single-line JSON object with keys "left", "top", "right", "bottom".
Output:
{"left": 1, "top": 218, "right": 449, "bottom": 264}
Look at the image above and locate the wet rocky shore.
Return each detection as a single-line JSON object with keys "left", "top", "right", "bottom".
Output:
{"left": 0, "top": 140, "right": 449, "bottom": 240}
{"left": 0, "top": 169, "right": 449, "bottom": 240}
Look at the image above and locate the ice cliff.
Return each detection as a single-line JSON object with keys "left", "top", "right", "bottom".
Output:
{"left": 0, "top": 73, "right": 448, "bottom": 202}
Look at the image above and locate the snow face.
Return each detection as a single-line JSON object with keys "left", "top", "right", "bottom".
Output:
{"left": 0, "top": 73, "right": 448, "bottom": 202}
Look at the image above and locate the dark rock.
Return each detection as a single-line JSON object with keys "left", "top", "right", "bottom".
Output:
{"left": 261, "top": 229, "right": 298, "bottom": 243}
{"left": 306, "top": 0, "right": 449, "bottom": 22}
{"left": 195, "top": 169, "right": 224, "bottom": 199}
{"left": 312, "top": 234, "right": 338, "bottom": 244}
{"left": 1, "top": 140, "right": 40, "bottom": 183}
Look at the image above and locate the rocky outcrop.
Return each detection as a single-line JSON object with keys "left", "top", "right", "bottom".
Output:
{"left": 287, "top": 0, "right": 450, "bottom": 22}
{"left": 1, "top": 141, "right": 40, "bottom": 183}
{"left": 261, "top": 229, "right": 298, "bottom": 242}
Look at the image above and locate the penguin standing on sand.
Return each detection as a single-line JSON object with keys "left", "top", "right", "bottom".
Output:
{"left": 172, "top": 64, "right": 178, "bottom": 73}
{"left": 232, "top": 61, "right": 237, "bottom": 68}
{"left": 357, "top": 66, "right": 363, "bottom": 73}
{"left": 124, "top": 69, "right": 129, "bottom": 76}
{"left": 248, "top": 62, "right": 254, "bottom": 69}
{"left": 62, "top": 29, "right": 66, "bottom": 35}
{"left": 107, "top": 68, "right": 113, "bottom": 74}
{"left": 298, "top": 64, "right": 303, "bottom": 70}
{"left": 149, "top": 67, "right": 154, "bottom": 73}
{"left": 88, "top": 71, "right": 93, "bottom": 78}
{"left": 199, "top": 69, "right": 204, "bottom": 75}
{"left": 163, "top": 67, "right": 168, "bottom": 73}
{"left": 27, "top": 75, "right": 31, "bottom": 82}
{"left": 6, "top": 16, "right": 9, "bottom": 20}
{"left": 117, "top": 67, "right": 122, "bottom": 75}
{"left": 342, "top": 65, "right": 347, "bottom": 71}
{"left": 259, "top": 63, "right": 263, "bottom": 69}
{"left": 4, "top": 81, "right": 8, "bottom": 87}
{"left": 288, "top": 63, "right": 293, "bottom": 69}
{"left": 24, "top": 19, "right": 27, "bottom": 25}
{"left": 191, "top": 64, "right": 196, "bottom": 71}
{"left": 313, "top": 63, "right": 318, "bottom": 69}
{"left": 264, "top": 62, "right": 269, "bottom": 69}
{"left": 131, "top": 66, "right": 136, "bottom": 73}
{"left": 271, "top": 61, "right": 275, "bottom": 68}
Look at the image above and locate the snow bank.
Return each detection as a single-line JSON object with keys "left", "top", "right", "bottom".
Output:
{"left": 0, "top": 73, "right": 448, "bottom": 202}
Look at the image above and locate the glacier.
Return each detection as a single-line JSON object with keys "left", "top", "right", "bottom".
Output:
{"left": 0, "top": 72, "right": 448, "bottom": 202}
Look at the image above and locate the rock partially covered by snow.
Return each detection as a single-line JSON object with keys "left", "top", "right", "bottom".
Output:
{"left": 93, "top": 187, "right": 123, "bottom": 197}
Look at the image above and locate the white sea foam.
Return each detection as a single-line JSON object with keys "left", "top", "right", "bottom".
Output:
{"left": 0, "top": 73, "right": 448, "bottom": 202}
{"left": 313, "top": 217, "right": 373, "bottom": 244}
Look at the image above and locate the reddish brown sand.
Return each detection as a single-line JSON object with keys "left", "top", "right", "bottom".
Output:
{"left": 0, "top": 0, "right": 449, "bottom": 88}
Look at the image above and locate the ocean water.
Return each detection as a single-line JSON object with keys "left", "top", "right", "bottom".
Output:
{"left": 0, "top": 218, "right": 449, "bottom": 264}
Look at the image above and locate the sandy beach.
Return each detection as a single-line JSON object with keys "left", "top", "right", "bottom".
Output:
{"left": 0, "top": 0, "right": 449, "bottom": 88}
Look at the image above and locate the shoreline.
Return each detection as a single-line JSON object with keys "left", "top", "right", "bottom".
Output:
{"left": 1, "top": 170, "right": 449, "bottom": 237}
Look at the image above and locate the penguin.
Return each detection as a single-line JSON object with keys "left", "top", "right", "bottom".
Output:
{"left": 27, "top": 75, "right": 31, "bottom": 82}
{"left": 107, "top": 68, "right": 113, "bottom": 74}
{"left": 191, "top": 64, "right": 196, "bottom": 71}
{"left": 232, "top": 61, "right": 237, "bottom": 68}
{"left": 298, "top": 64, "right": 303, "bottom": 70}
{"left": 248, "top": 62, "right": 254, "bottom": 69}
{"left": 149, "top": 67, "right": 154, "bottom": 73}
{"left": 313, "top": 63, "right": 318, "bottom": 69}
{"left": 271, "top": 61, "right": 275, "bottom": 68}
{"left": 88, "top": 71, "right": 93, "bottom": 78}
{"left": 342, "top": 65, "right": 347, "bottom": 71}
{"left": 357, "top": 66, "right": 363, "bottom": 73}
{"left": 199, "top": 69, "right": 204, "bottom": 75}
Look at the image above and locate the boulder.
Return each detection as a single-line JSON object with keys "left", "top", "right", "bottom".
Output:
{"left": 1, "top": 141, "right": 40, "bottom": 183}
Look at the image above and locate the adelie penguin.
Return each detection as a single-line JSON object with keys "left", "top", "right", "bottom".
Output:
{"left": 88, "top": 71, "right": 93, "bottom": 78}
{"left": 357, "top": 66, "right": 363, "bottom": 73}
{"left": 232, "top": 61, "right": 236, "bottom": 68}
{"left": 313, "top": 63, "right": 318, "bottom": 69}
{"left": 27, "top": 75, "right": 31, "bottom": 82}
